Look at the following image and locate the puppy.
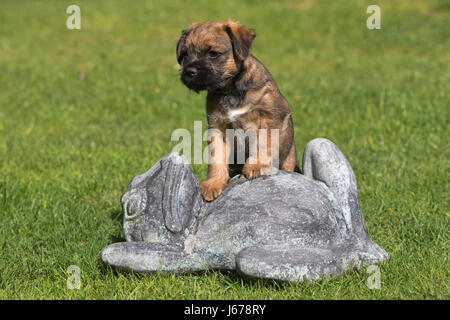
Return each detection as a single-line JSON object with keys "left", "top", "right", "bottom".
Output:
{"left": 177, "top": 20, "right": 299, "bottom": 201}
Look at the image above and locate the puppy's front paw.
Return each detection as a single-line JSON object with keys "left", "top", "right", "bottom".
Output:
{"left": 242, "top": 163, "right": 263, "bottom": 179}
{"left": 242, "top": 158, "right": 272, "bottom": 179}
{"left": 200, "top": 179, "right": 227, "bottom": 201}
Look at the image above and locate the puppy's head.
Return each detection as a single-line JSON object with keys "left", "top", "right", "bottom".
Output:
{"left": 176, "top": 20, "right": 256, "bottom": 92}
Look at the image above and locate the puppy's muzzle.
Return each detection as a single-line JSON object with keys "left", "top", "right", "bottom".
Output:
{"left": 181, "top": 62, "right": 209, "bottom": 91}
{"left": 184, "top": 67, "right": 198, "bottom": 78}
{"left": 181, "top": 67, "right": 200, "bottom": 88}
{"left": 181, "top": 61, "right": 200, "bottom": 83}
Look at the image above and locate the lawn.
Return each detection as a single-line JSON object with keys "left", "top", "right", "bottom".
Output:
{"left": 0, "top": 0, "right": 448, "bottom": 299}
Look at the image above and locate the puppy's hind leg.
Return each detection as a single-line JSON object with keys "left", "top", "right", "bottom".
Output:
{"left": 281, "top": 142, "right": 300, "bottom": 172}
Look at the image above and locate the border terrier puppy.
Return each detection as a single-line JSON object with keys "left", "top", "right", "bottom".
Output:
{"left": 177, "top": 20, "right": 299, "bottom": 201}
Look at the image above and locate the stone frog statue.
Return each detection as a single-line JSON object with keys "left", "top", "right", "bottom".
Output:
{"left": 101, "top": 138, "right": 388, "bottom": 282}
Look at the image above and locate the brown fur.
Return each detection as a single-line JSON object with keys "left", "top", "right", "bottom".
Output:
{"left": 177, "top": 20, "right": 299, "bottom": 201}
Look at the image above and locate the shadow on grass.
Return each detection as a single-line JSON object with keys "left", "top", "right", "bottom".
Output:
{"left": 108, "top": 208, "right": 125, "bottom": 243}
{"left": 100, "top": 263, "right": 296, "bottom": 291}
{"left": 210, "top": 269, "right": 292, "bottom": 290}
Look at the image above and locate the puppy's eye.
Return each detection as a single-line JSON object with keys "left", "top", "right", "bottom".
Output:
{"left": 208, "top": 50, "right": 221, "bottom": 58}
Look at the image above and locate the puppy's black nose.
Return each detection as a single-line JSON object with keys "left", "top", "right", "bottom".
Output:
{"left": 185, "top": 67, "right": 197, "bottom": 78}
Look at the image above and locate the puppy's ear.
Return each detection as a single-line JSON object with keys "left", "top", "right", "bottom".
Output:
{"left": 224, "top": 21, "right": 256, "bottom": 61}
{"left": 176, "top": 29, "right": 188, "bottom": 65}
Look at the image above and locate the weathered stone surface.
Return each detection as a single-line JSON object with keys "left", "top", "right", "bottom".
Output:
{"left": 101, "top": 138, "right": 388, "bottom": 282}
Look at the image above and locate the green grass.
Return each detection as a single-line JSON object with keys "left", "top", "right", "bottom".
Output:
{"left": 0, "top": 0, "right": 448, "bottom": 299}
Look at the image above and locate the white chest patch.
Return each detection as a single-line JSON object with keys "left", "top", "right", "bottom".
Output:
{"left": 227, "top": 105, "right": 250, "bottom": 122}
